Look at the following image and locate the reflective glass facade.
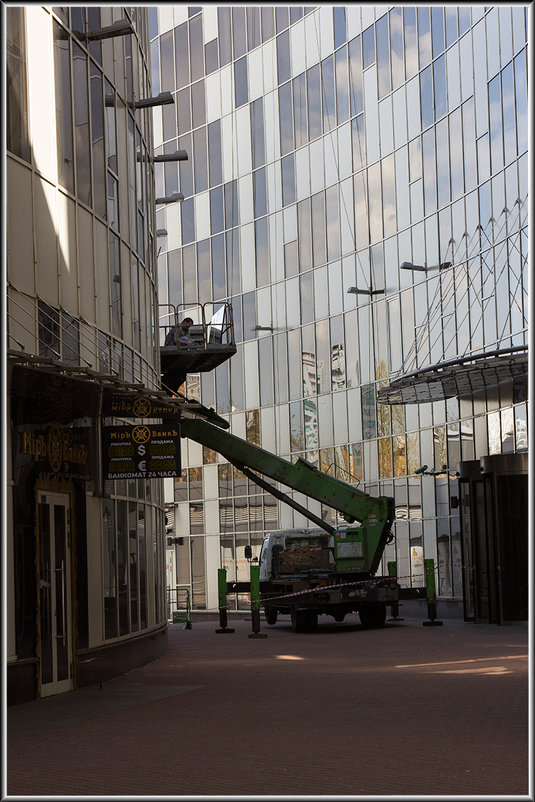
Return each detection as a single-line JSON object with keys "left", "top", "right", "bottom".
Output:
{"left": 152, "top": 6, "right": 529, "bottom": 612}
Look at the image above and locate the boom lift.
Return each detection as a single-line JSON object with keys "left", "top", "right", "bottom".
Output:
{"left": 179, "top": 417, "right": 421, "bottom": 632}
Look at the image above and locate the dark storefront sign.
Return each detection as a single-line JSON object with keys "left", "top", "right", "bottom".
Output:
{"left": 102, "top": 424, "right": 181, "bottom": 479}
{"left": 15, "top": 424, "right": 95, "bottom": 481}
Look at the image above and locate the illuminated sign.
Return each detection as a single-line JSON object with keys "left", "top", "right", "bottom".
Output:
{"left": 102, "top": 424, "right": 181, "bottom": 479}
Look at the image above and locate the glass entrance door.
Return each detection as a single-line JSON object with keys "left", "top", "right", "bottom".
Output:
{"left": 38, "top": 493, "right": 73, "bottom": 697}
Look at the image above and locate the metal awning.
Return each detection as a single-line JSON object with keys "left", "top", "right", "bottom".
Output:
{"left": 8, "top": 350, "right": 229, "bottom": 427}
{"left": 377, "top": 346, "right": 528, "bottom": 405}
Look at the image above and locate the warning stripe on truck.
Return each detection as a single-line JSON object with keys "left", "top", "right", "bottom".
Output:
{"left": 263, "top": 577, "right": 397, "bottom": 605}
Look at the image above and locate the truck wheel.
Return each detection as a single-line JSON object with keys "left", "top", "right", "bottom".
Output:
{"left": 334, "top": 611, "right": 345, "bottom": 622}
{"left": 291, "top": 609, "right": 307, "bottom": 633}
{"left": 265, "top": 608, "right": 278, "bottom": 625}
{"left": 359, "top": 605, "right": 387, "bottom": 629}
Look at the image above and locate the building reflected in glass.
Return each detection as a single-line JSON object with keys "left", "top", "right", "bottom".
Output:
{"left": 153, "top": 6, "right": 529, "bottom": 622}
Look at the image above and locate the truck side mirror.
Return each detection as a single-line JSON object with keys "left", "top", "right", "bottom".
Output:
{"left": 244, "top": 545, "right": 252, "bottom": 560}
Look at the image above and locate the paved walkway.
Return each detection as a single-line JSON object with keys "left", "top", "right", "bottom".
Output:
{"left": 6, "top": 614, "right": 530, "bottom": 798}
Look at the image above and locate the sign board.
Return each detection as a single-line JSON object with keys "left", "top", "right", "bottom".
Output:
{"left": 17, "top": 424, "right": 94, "bottom": 480}
{"left": 102, "top": 423, "right": 181, "bottom": 479}
{"left": 101, "top": 390, "right": 179, "bottom": 419}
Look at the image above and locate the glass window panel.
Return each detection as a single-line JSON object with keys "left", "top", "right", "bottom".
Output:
{"left": 311, "top": 192, "right": 327, "bottom": 267}
{"left": 458, "top": 7, "right": 470, "bottom": 36}
{"left": 351, "top": 114, "right": 366, "bottom": 172}
{"left": 285, "top": 240, "right": 298, "bottom": 278}
{"left": 255, "top": 217, "right": 269, "bottom": 287}
{"left": 293, "top": 73, "right": 308, "bottom": 149}
{"left": 198, "top": 244, "right": 211, "bottom": 308}
{"left": 279, "top": 81, "right": 294, "bottom": 155}
{"left": 212, "top": 233, "right": 226, "bottom": 299}
{"left": 218, "top": 7, "right": 232, "bottom": 67}
{"left": 234, "top": 56, "right": 248, "bottom": 108}
{"left": 353, "top": 172, "right": 369, "bottom": 250}
{"left": 253, "top": 167, "right": 267, "bottom": 218}
{"left": 514, "top": 51, "right": 528, "bottom": 156}
{"left": 189, "top": 14, "right": 204, "bottom": 83}
{"left": 224, "top": 180, "right": 239, "bottom": 229}
{"left": 179, "top": 133, "right": 193, "bottom": 198}
{"left": 449, "top": 108, "right": 463, "bottom": 201}
{"left": 333, "top": 6, "right": 346, "bottom": 50}
{"left": 277, "top": 30, "right": 291, "bottom": 85}
{"left": 321, "top": 55, "right": 336, "bottom": 132}
{"left": 488, "top": 75, "right": 503, "bottom": 175}
{"left": 335, "top": 46, "right": 349, "bottom": 125}
{"left": 168, "top": 249, "right": 181, "bottom": 306}
{"left": 362, "top": 25, "right": 375, "bottom": 68}
{"left": 433, "top": 55, "right": 447, "bottom": 120}
{"left": 404, "top": 6, "right": 418, "bottom": 81}
{"left": 182, "top": 241, "right": 197, "bottom": 302}
{"left": 208, "top": 120, "right": 222, "bottom": 187}
{"left": 232, "top": 7, "right": 246, "bottom": 59}
{"left": 436, "top": 118, "right": 450, "bottom": 208}
{"left": 390, "top": 7, "right": 404, "bottom": 91}
{"left": 261, "top": 7, "right": 274, "bottom": 42}
{"left": 258, "top": 337, "right": 274, "bottom": 406}
{"left": 418, "top": 7, "right": 432, "bottom": 69}
{"left": 431, "top": 6, "right": 445, "bottom": 58}
{"left": 191, "top": 80, "right": 206, "bottom": 129}
{"left": 247, "top": 7, "right": 261, "bottom": 51}
{"left": 300, "top": 272, "right": 313, "bottom": 324}
{"left": 53, "top": 22, "right": 73, "bottom": 188}
{"left": 382, "top": 154, "right": 396, "bottom": 239}
{"left": 193, "top": 127, "right": 208, "bottom": 193}
{"left": 445, "top": 6, "right": 458, "bottom": 47}
{"left": 307, "top": 64, "right": 322, "bottom": 141}
{"left": 326, "top": 185, "right": 341, "bottom": 261}
{"left": 477, "top": 134, "right": 490, "bottom": 185}
{"left": 276, "top": 7, "right": 289, "bottom": 33}
{"left": 316, "top": 319, "right": 331, "bottom": 395}
{"left": 210, "top": 186, "right": 224, "bottom": 234}
{"left": 160, "top": 30, "right": 174, "bottom": 93}
{"left": 422, "top": 129, "right": 436, "bottom": 215}
{"left": 175, "top": 23, "right": 190, "bottom": 89}
{"left": 501, "top": 63, "right": 515, "bottom": 166}
{"left": 251, "top": 98, "right": 265, "bottom": 169}
{"left": 420, "top": 66, "right": 433, "bottom": 130}
{"left": 72, "top": 42, "right": 91, "bottom": 206}
{"left": 205, "top": 39, "right": 218, "bottom": 75}
{"left": 298, "top": 198, "right": 312, "bottom": 272}
{"left": 367, "top": 162, "right": 382, "bottom": 243}
{"left": 462, "top": 99, "right": 477, "bottom": 191}
{"left": 90, "top": 63, "right": 106, "bottom": 219}
{"left": 281, "top": 154, "right": 295, "bottom": 207}
{"left": 349, "top": 35, "right": 363, "bottom": 116}
{"left": 376, "top": 14, "right": 390, "bottom": 99}
{"left": 274, "top": 333, "right": 289, "bottom": 403}
{"left": 177, "top": 87, "right": 191, "bottom": 135}
{"left": 227, "top": 228, "right": 240, "bottom": 297}
{"left": 288, "top": 328, "right": 302, "bottom": 400}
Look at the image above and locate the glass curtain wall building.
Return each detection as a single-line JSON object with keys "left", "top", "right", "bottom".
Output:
{"left": 152, "top": 6, "right": 529, "bottom": 620}
{"left": 6, "top": 6, "right": 168, "bottom": 703}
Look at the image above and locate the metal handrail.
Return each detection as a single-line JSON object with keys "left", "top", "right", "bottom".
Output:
{"left": 159, "top": 302, "right": 235, "bottom": 350}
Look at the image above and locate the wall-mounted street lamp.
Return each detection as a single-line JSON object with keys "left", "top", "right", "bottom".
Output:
{"left": 134, "top": 91, "right": 174, "bottom": 109}
{"left": 156, "top": 229, "right": 168, "bottom": 237}
{"left": 414, "top": 464, "right": 459, "bottom": 478}
{"left": 137, "top": 150, "right": 188, "bottom": 163}
{"left": 347, "top": 286, "right": 385, "bottom": 295}
{"left": 155, "top": 192, "right": 184, "bottom": 204}
{"left": 86, "top": 19, "right": 135, "bottom": 40}
{"left": 400, "top": 261, "right": 452, "bottom": 272}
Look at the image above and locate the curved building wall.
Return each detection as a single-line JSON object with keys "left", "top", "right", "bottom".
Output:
{"left": 6, "top": 6, "right": 168, "bottom": 703}
{"left": 152, "top": 6, "right": 529, "bottom": 614}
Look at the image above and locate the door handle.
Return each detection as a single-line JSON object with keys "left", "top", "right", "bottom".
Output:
{"left": 54, "top": 560, "right": 66, "bottom": 646}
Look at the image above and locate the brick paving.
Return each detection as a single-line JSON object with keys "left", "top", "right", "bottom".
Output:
{"left": 6, "top": 614, "right": 530, "bottom": 798}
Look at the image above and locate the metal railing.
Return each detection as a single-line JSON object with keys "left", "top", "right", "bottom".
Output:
{"left": 166, "top": 585, "right": 192, "bottom": 628}
{"left": 159, "top": 302, "right": 235, "bottom": 350}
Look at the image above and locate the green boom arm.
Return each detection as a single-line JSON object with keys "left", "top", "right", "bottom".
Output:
{"left": 180, "top": 417, "right": 394, "bottom": 575}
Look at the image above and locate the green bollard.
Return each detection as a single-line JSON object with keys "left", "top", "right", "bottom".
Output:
{"left": 387, "top": 561, "right": 404, "bottom": 621}
{"left": 215, "top": 568, "right": 234, "bottom": 633}
{"left": 423, "top": 558, "right": 443, "bottom": 626}
{"left": 248, "top": 562, "right": 267, "bottom": 639}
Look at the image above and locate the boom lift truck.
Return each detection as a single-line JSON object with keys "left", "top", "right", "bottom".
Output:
{"left": 180, "top": 417, "right": 428, "bottom": 633}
